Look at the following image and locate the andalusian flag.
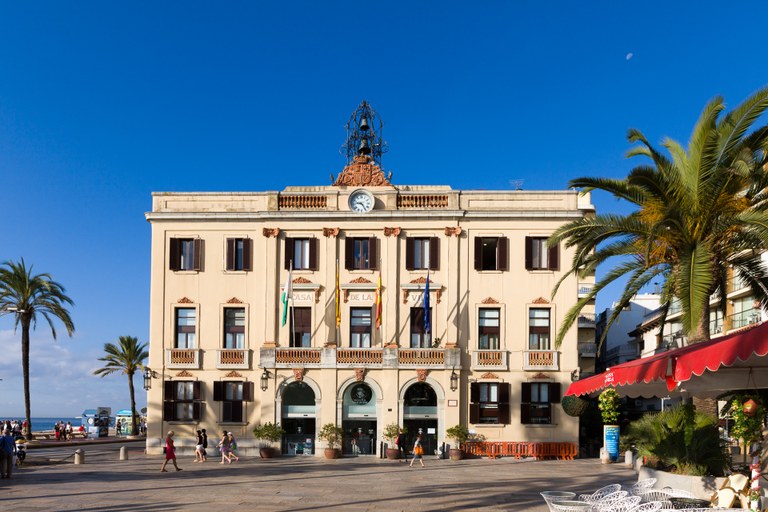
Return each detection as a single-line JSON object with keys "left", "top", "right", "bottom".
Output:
{"left": 375, "top": 272, "right": 382, "bottom": 329}
{"left": 281, "top": 264, "right": 293, "bottom": 327}
{"left": 335, "top": 259, "right": 341, "bottom": 328}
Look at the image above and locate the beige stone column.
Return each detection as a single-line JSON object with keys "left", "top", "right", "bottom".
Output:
{"left": 262, "top": 227, "right": 280, "bottom": 347}
{"left": 444, "top": 226, "right": 462, "bottom": 347}
{"left": 383, "top": 227, "right": 401, "bottom": 346}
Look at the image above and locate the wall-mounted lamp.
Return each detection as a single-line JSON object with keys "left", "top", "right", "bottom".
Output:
{"left": 143, "top": 367, "right": 158, "bottom": 391}
{"left": 260, "top": 369, "right": 271, "bottom": 391}
{"left": 450, "top": 368, "right": 459, "bottom": 391}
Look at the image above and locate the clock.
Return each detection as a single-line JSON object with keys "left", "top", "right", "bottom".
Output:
{"left": 348, "top": 189, "right": 374, "bottom": 213}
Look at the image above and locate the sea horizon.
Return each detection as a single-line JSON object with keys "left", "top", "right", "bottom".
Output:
{"left": 1, "top": 416, "right": 108, "bottom": 432}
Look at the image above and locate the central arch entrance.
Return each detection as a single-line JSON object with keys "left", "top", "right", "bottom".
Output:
{"left": 281, "top": 381, "right": 316, "bottom": 455}
{"left": 403, "top": 382, "right": 438, "bottom": 457}
{"left": 342, "top": 382, "right": 377, "bottom": 455}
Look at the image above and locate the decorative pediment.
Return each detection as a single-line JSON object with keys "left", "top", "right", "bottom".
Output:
{"left": 384, "top": 227, "right": 401, "bottom": 237}
{"left": 262, "top": 228, "right": 280, "bottom": 238}
{"left": 482, "top": 297, "right": 500, "bottom": 304}
{"left": 410, "top": 277, "right": 428, "bottom": 284}
{"left": 416, "top": 369, "right": 429, "bottom": 382}
{"left": 176, "top": 370, "right": 194, "bottom": 377}
{"left": 480, "top": 372, "right": 499, "bottom": 380}
{"left": 225, "top": 371, "right": 243, "bottom": 378}
{"left": 444, "top": 226, "right": 462, "bottom": 237}
{"left": 323, "top": 227, "right": 339, "bottom": 238}
{"left": 226, "top": 297, "right": 243, "bottom": 304}
{"left": 530, "top": 372, "right": 552, "bottom": 380}
{"left": 293, "top": 276, "right": 313, "bottom": 284}
{"left": 402, "top": 279, "right": 442, "bottom": 304}
{"left": 333, "top": 154, "right": 392, "bottom": 187}
{"left": 293, "top": 368, "right": 304, "bottom": 382}
{"left": 532, "top": 297, "right": 550, "bottom": 304}
{"left": 350, "top": 277, "right": 373, "bottom": 284}
{"left": 177, "top": 297, "right": 193, "bottom": 304}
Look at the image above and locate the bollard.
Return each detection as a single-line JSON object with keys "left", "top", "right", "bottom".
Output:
{"left": 120, "top": 446, "right": 128, "bottom": 460}
{"left": 74, "top": 448, "right": 85, "bottom": 464}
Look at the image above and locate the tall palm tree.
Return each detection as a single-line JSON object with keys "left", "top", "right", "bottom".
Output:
{"left": 551, "top": 87, "right": 768, "bottom": 348}
{"left": 0, "top": 259, "right": 75, "bottom": 439}
{"left": 93, "top": 336, "right": 148, "bottom": 436}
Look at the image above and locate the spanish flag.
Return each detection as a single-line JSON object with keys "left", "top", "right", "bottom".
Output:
{"left": 375, "top": 272, "right": 382, "bottom": 329}
{"left": 335, "top": 259, "right": 341, "bottom": 328}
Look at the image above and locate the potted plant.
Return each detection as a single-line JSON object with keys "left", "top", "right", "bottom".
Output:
{"left": 598, "top": 388, "right": 621, "bottom": 463}
{"left": 445, "top": 424, "right": 469, "bottom": 460}
{"left": 318, "top": 423, "right": 344, "bottom": 459}
{"left": 382, "top": 423, "right": 403, "bottom": 460}
{"left": 252, "top": 422, "right": 285, "bottom": 458}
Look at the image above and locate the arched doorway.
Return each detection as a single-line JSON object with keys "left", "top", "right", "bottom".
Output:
{"left": 403, "top": 382, "right": 438, "bottom": 456}
{"left": 281, "top": 381, "right": 316, "bottom": 455}
{"left": 342, "top": 382, "right": 377, "bottom": 455}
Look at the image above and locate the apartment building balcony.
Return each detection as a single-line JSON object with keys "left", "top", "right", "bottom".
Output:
{"left": 578, "top": 283, "right": 594, "bottom": 299}
{"left": 215, "top": 349, "right": 251, "bottom": 369}
{"left": 579, "top": 343, "right": 597, "bottom": 358}
{"left": 471, "top": 350, "right": 508, "bottom": 370}
{"left": 605, "top": 343, "right": 638, "bottom": 363}
{"left": 578, "top": 313, "right": 596, "bottom": 328}
{"left": 166, "top": 348, "right": 202, "bottom": 369}
{"left": 728, "top": 309, "right": 761, "bottom": 330}
{"left": 522, "top": 350, "right": 559, "bottom": 371}
{"left": 260, "top": 346, "right": 461, "bottom": 370}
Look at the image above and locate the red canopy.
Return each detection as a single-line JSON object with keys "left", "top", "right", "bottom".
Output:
{"left": 566, "top": 321, "right": 768, "bottom": 398}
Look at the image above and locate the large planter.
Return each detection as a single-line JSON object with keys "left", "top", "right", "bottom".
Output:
{"left": 638, "top": 466, "right": 726, "bottom": 500}
{"left": 324, "top": 448, "right": 341, "bottom": 459}
{"left": 448, "top": 448, "right": 464, "bottom": 461}
{"left": 259, "top": 447, "right": 277, "bottom": 458}
{"left": 386, "top": 448, "right": 399, "bottom": 460}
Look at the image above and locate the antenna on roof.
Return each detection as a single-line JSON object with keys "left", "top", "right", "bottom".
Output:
{"left": 510, "top": 179, "right": 524, "bottom": 190}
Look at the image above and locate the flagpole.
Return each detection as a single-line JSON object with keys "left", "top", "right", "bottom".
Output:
{"left": 289, "top": 260, "right": 295, "bottom": 346}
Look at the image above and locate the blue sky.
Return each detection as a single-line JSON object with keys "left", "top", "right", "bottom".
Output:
{"left": 1, "top": 1, "right": 767, "bottom": 417}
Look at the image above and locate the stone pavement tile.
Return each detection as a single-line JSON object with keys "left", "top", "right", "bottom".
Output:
{"left": 0, "top": 454, "right": 638, "bottom": 512}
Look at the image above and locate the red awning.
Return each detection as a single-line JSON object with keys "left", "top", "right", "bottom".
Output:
{"left": 565, "top": 321, "right": 768, "bottom": 398}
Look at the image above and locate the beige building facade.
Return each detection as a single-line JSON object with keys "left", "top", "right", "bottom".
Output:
{"left": 145, "top": 151, "right": 595, "bottom": 456}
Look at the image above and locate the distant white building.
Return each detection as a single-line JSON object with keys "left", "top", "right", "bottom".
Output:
{"left": 595, "top": 294, "right": 661, "bottom": 369}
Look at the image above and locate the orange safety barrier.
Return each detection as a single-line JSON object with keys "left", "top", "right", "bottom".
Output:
{"left": 462, "top": 441, "right": 577, "bottom": 460}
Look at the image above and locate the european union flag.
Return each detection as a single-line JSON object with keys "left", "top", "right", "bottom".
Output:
{"left": 423, "top": 270, "right": 430, "bottom": 334}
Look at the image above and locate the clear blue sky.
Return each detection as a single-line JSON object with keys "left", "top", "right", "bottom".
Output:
{"left": 1, "top": 1, "right": 766, "bottom": 417}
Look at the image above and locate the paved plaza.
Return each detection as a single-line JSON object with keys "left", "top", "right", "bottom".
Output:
{"left": 0, "top": 443, "right": 638, "bottom": 511}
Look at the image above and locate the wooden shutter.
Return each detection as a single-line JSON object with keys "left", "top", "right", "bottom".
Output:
{"left": 226, "top": 239, "right": 235, "bottom": 271}
{"left": 405, "top": 238, "right": 415, "bottom": 270}
{"left": 213, "top": 381, "right": 223, "bottom": 401}
{"left": 474, "top": 237, "right": 482, "bottom": 270}
{"left": 469, "top": 382, "right": 480, "bottom": 424}
{"left": 192, "top": 401, "right": 202, "bottom": 421}
{"left": 164, "top": 380, "right": 175, "bottom": 400}
{"left": 498, "top": 383, "right": 511, "bottom": 425}
{"left": 169, "top": 238, "right": 180, "bottom": 271}
{"left": 192, "top": 239, "right": 202, "bottom": 271}
{"left": 163, "top": 380, "right": 175, "bottom": 421}
{"left": 309, "top": 238, "right": 319, "bottom": 271}
{"left": 284, "top": 238, "right": 293, "bottom": 269}
{"left": 549, "top": 382, "right": 561, "bottom": 404}
{"left": 243, "top": 381, "right": 254, "bottom": 401}
{"left": 429, "top": 237, "right": 440, "bottom": 270}
{"left": 231, "top": 402, "right": 243, "bottom": 423}
{"left": 345, "top": 237, "right": 354, "bottom": 269}
{"left": 520, "top": 382, "right": 532, "bottom": 424}
{"left": 497, "top": 237, "right": 509, "bottom": 271}
{"left": 524, "top": 237, "right": 533, "bottom": 270}
{"left": 369, "top": 237, "right": 378, "bottom": 270}
{"left": 243, "top": 238, "right": 253, "bottom": 271}
{"left": 548, "top": 242, "right": 559, "bottom": 271}
{"left": 193, "top": 380, "right": 202, "bottom": 400}
{"left": 163, "top": 401, "right": 175, "bottom": 421}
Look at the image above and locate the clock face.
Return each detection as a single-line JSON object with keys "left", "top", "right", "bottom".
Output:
{"left": 349, "top": 190, "right": 374, "bottom": 213}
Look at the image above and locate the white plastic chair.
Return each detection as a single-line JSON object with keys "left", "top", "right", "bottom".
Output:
{"left": 579, "top": 483, "right": 623, "bottom": 503}
{"left": 550, "top": 500, "right": 594, "bottom": 512}
{"left": 593, "top": 494, "right": 639, "bottom": 512}
{"left": 627, "top": 478, "right": 657, "bottom": 496}
{"left": 627, "top": 502, "right": 663, "bottom": 512}
{"left": 541, "top": 491, "right": 577, "bottom": 511}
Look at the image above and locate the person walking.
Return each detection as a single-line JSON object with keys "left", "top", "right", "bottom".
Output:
{"left": 409, "top": 434, "right": 425, "bottom": 468}
{"left": 160, "top": 430, "right": 182, "bottom": 472}
{"left": 115, "top": 419, "right": 122, "bottom": 437}
{"left": 0, "top": 429, "right": 17, "bottom": 479}
{"left": 201, "top": 428, "right": 208, "bottom": 459}
{"left": 194, "top": 430, "right": 206, "bottom": 462}
{"left": 227, "top": 432, "right": 240, "bottom": 462}
{"left": 218, "top": 430, "right": 232, "bottom": 464}
{"left": 396, "top": 429, "right": 407, "bottom": 461}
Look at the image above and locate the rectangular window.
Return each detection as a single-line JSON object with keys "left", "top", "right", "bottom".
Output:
{"left": 223, "top": 308, "right": 245, "bottom": 349}
{"left": 170, "top": 238, "right": 202, "bottom": 271}
{"left": 290, "top": 307, "right": 312, "bottom": 347}
{"left": 405, "top": 237, "right": 439, "bottom": 270}
{"left": 162, "top": 380, "right": 202, "bottom": 421}
{"left": 345, "top": 237, "right": 378, "bottom": 270}
{"left": 473, "top": 237, "right": 508, "bottom": 271}
{"left": 478, "top": 308, "right": 500, "bottom": 350}
{"left": 285, "top": 238, "right": 318, "bottom": 270}
{"left": 350, "top": 307, "right": 372, "bottom": 348}
{"left": 469, "top": 382, "right": 510, "bottom": 424}
{"left": 528, "top": 308, "right": 550, "bottom": 350}
{"left": 525, "top": 237, "right": 558, "bottom": 270}
{"left": 409, "top": 307, "right": 432, "bottom": 348}
{"left": 213, "top": 381, "right": 254, "bottom": 423}
{"left": 226, "top": 238, "right": 252, "bottom": 271}
{"left": 175, "top": 308, "right": 197, "bottom": 349}
{"left": 521, "top": 382, "right": 561, "bottom": 425}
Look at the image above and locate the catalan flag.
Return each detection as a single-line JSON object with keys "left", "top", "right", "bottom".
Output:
{"left": 375, "top": 272, "right": 382, "bottom": 329}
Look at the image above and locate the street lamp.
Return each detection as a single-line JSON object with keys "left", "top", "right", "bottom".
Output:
{"left": 143, "top": 367, "right": 158, "bottom": 391}
{"left": 450, "top": 368, "right": 459, "bottom": 391}
{"left": 260, "top": 369, "right": 271, "bottom": 391}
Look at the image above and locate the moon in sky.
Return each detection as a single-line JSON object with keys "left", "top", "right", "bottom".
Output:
{"left": 626, "top": 52, "right": 634, "bottom": 60}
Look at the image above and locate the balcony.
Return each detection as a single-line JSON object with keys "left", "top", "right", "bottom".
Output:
{"left": 398, "top": 349, "right": 445, "bottom": 367}
{"left": 471, "top": 350, "right": 508, "bottom": 370}
{"left": 260, "top": 346, "right": 460, "bottom": 369}
{"left": 215, "top": 349, "right": 250, "bottom": 370}
{"left": 274, "top": 348, "right": 322, "bottom": 366}
{"left": 605, "top": 343, "right": 638, "bottom": 363}
{"left": 578, "top": 283, "right": 594, "bottom": 298}
{"left": 337, "top": 348, "right": 383, "bottom": 366}
{"left": 522, "top": 350, "right": 559, "bottom": 371}
{"left": 577, "top": 313, "right": 596, "bottom": 328}
{"left": 579, "top": 343, "right": 597, "bottom": 358}
{"left": 166, "top": 348, "right": 201, "bottom": 369}
{"left": 728, "top": 309, "right": 761, "bottom": 330}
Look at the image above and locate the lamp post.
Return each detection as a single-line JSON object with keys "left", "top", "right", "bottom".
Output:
{"left": 450, "top": 368, "right": 458, "bottom": 391}
{"left": 260, "top": 369, "right": 270, "bottom": 391}
{"left": 143, "top": 367, "right": 157, "bottom": 391}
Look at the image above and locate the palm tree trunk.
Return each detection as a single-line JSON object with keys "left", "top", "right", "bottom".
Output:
{"left": 128, "top": 372, "right": 138, "bottom": 436}
{"left": 688, "top": 308, "right": 711, "bottom": 344}
{"left": 21, "top": 316, "right": 33, "bottom": 440}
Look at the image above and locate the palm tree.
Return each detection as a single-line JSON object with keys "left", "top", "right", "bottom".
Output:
{"left": 551, "top": 87, "right": 768, "bottom": 348}
{"left": 93, "top": 336, "right": 148, "bottom": 436}
{"left": 0, "top": 258, "right": 75, "bottom": 439}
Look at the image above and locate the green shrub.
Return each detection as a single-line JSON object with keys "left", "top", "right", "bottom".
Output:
{"left": 561, "top": 395, "right": 590, "bottom": 417}
{"left": 598, "top": 389, "right": 621, "bottom": 424}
